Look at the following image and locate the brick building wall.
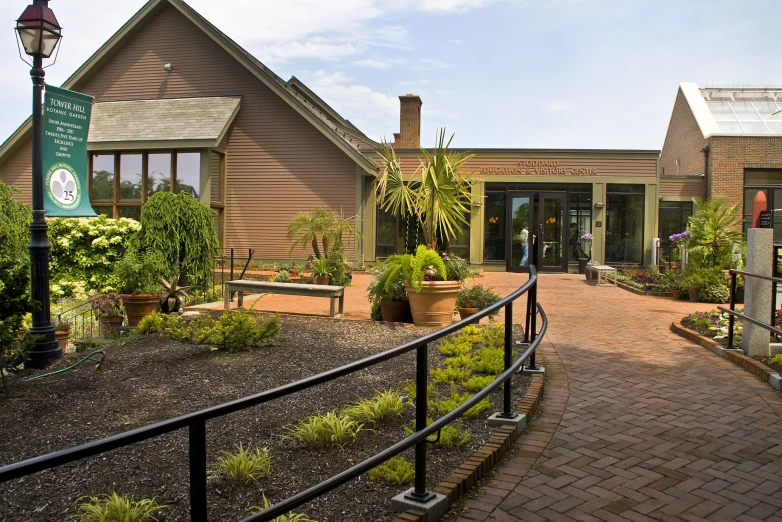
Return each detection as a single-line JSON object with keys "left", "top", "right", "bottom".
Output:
{"left": 707, "top": 136, "right": 782, "bottom": 211}
{"left": 660, "top": 88, "right": 707, "bottom": 177}
{"left": 396, "top": 95, "right": 422, "bottom": 149}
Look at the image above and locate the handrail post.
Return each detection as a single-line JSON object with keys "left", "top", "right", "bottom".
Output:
{"left": 524, "top": 273, "right": 532, "bottom": 343}
{"left": 189, "top": 419, "right": 208, "bottom": 522}
{"left": 773, "top": 247, "right": 778, "bottom": 330}
{"left": 406, "top": 342, "right": 435, "bottom": 503}
{"left": 528, "top": 279, "right": 538, "bottom": 369}
{"left": 501, "top": 301, "right": 514, "bottom": 417}
{"left": 729, "top": 271, "right": 737, "bottom": 349}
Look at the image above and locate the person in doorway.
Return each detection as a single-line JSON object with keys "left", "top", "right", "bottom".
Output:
{"left": 569, "top": 223, "right": 580, "bottom": 259}
{"left": 519, "top": 223, "right": 529, "bottom": 266}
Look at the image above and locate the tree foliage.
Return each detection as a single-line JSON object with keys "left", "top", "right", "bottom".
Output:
{"left": 686, "top": 197, "right": 742, "bottom": 269}
{"left": 286, "top": 207, "right": 361, "bottom": 258}
{"left": 380, "top": 245, "right": 447, "bottom": 293}
{"left": 376, "top": 129, "right": 474, "bottom": 251}
{"left": 135, "top": 192, "right": 219, "bottom": 288}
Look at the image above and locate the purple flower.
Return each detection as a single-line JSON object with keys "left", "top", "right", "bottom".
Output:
{"left": 581, "top": 233, "right": 593, "bottom": 241}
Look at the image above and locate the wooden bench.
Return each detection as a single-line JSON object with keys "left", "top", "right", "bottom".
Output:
{"left": 585, "top": 265, "right": 617, "bottom": 286}
{"left": 224, "top": 280, "right": 345, "bottom": 318}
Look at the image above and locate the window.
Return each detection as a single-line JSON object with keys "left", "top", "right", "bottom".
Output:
{"left": 89, "top": 151, "right": 205, "bottom": 219}
{"left": 744, "top": 169, "right": 782, "bottom": 241}
{"left": 606, "top": 184, "right": 645, "bottom": 264}
{"left": 483, "top": 192, "right": 506, "bottom": 262}
{"left": 209, "top": 151, "right": 225, "bottom": 245}
{"left": 374, "top": 207, "right": 468, "bottom": 259}
{"left": 567, "top": 192, "right": 592, "bottom": 262}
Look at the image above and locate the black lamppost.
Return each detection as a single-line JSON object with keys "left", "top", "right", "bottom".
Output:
{"left": 15, "top": 0, "right": 63, "bottom": 369}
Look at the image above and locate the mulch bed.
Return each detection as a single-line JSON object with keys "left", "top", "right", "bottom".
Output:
{"left": 0, "top": 315, "right": 529, "bottom": 522}
{"left": 680, "top": 316, "right": 729, "bottom": 347}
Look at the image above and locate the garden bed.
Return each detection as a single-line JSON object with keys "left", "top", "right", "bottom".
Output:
{"left": 0, "top": 315, "right": 529, "bottom": 522}
{"left": 615, "top": 281, "right": 674, "bottom": 298}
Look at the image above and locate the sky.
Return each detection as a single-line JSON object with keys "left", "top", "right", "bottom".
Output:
{"left": 1, "top": 0, "right": 781, "bottom": 150}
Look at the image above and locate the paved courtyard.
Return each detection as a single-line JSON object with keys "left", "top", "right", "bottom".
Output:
{"left": 458, "top": 274, "right": 782, "bottom": 522}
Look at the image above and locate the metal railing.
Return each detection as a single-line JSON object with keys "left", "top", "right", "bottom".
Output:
{"left": 722, "top": 269, "right": 782, "bottom": 349}
{"left": 0, "top": 268, "right": 546, "bottom": 522}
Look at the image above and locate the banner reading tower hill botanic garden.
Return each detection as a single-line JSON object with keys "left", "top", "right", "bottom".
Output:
{"left": 42, "top": 85, "right": 96, "bottom": 217}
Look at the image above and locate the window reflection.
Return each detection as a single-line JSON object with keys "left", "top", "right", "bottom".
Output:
{"left": 91, "top": 155, "right": 114, "bottom": 201}
{"left": 147, "top": 153, "right": 172, "bottom": 197}
{"left": 176, "top": 152, "right": 200, "bottom": 197}
{"left": 606, "top": 184, "right": 644, "bottom": 264}
{"left": 484, "top": 192, "right": 506, "bottom": 261}
{"left": 119, "top": 154, "right": 142, "bottom": 201}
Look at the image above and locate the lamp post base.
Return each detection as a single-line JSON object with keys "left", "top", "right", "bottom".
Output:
{"left": 26, "top": 332, "right": 61, "bottom": 369}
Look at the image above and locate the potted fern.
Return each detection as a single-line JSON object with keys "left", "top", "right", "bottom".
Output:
{"left": 375, "top": 129, "right": 473, "bottom": 326}
{"left": 312, "top": 256, "right": 335, "bottom": 285}
{"left": 368, "top": 266, "right": 411, "bottom": 322}
{"left": 456, "top": 284, "right": 501, "bottom": 320}
{"left": 114, "top": 249, "right": 167, "bottom": 327}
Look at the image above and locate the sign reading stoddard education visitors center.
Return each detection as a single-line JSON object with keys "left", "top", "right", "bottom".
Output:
{"left": 42, "top": 85, "right": 95, "bottom": 217}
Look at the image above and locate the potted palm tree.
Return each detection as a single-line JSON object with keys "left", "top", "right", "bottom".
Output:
{"left": 375, "top": 129, "right": 474, "bottom": 326}
{"left": 312, "top": 256, "right": 335, "bottom": 285}
{"left": 114, "top": 249, "right": 167, "bottom": 327}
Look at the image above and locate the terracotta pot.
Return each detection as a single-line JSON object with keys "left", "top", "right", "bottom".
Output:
{"left": 54, "top": 330, "right": 70, "bottom": 351}
{"left": 403, "top": 280, "right": 461, "bottom": 327}
{"left": 458, "top": 307, "right": 480, "bottom": 320}
{"left": 99, "top": 316, "right": 124, "bottom": 336}
{"left": 688, "top": 286, "right": 699, "bottom": 302}
{"left": 315, "top": 276, "right": 330, "bottom": 285}
{"left": 119, "top": 293, "right": 159, "bottom": 328}
{"left": 671, "top": 289, "right": 681, "bottom": 300}
{"left": 380, "top": 300, "right": 413, "bottom": 323}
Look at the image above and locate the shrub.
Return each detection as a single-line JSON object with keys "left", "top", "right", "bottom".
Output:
{"left": 368, "top": 456, "right": 415, "bottom": 485}
{"left": 211, "top": 443, "right": 272, "bottom": 485}
{"left": 430, "top": 366, "right": 471, "bottom": 384}
{"left": 343, "top": 390, "right": 405, "bottom": 426}
{"left": 463, "top": 375, "right": 495, "bottom": 392}
{"left": 281, "top": 411, "right": 363, "bottom": 449}
{"left": 445, "top": 354, "right": 476, "bottom": 369}
{"left": 403, "top": 381, "right": 435, "bottom": 403}
{"left": 770, "top": 354, "right": 782, "bottom": 366}
{"left": 113, "top": 249, "right": 168, "bottom": 294}
{"left": 273, "top": 270, "right": 292, "bottom": 283}
{"left": 456, "top": 284, "right": 502, "bottom": 314}
{"left": 367, "top": 265, "right": 407, "bottom": 321}
{"left": 699, "top": 285, "right": 730, "bottom": 304}
{"left": 432, "top": 423, "right": 471, "bottom": 450}
{"left": 48, "top": 215, "right": 140, "bottom": 297}
{"left": 69, "top": 492, "right": 167, "bottom": 522}
{"left": 438, "top": 340, "right": 472, "bottom": 357}
{"left": 249, "top": 494, "right": 317, "bottom": 522}
{"left": 442, "top": 253, "right": 478, "bottom": 282}
{"left": 327, "top": 249, "right": 351, "bottom": 287}
{"left": 471, "top": 348, "right": 505, "bottom": 375}
{"left": 135, "top": 310, "right": 281, "bottom": 353}
{"left": 432, "top": 384, "right": 491, "bottom": 419}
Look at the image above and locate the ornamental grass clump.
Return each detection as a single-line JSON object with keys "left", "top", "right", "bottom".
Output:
{"left": 403, "top": 418, "right": 471, "bottom": 450}
{"left": 445, "top": 354, "right": 476, "bottom": 369}
{"left": 343, "top": 390, "right": 405, "bottom": 426}
{"left": 430, "top": 366, "right": 471, "bottom": 384}
{"left": 69, "top": 492, "right": 167, "bottom": 522}
{"left": 281, "top": 411, "right": 364, "bottom": 449}
{"left": 211, "top": 443, "right": 272, "bottom": 485}
{"left": 438, "top": 340, "right": 472, "bottom": 357}
{"left": 471, "top": 347, "right": 505, "bottom": 375}
{"left": 432, "top": 384, "right": 491, "bottom": 419}
{"left": 368, "top": 456, "right": 415, "bottom": 485}
{"left": 463, "top": 375, "right": 495, "bottom": 393}
{"left": 248, "top": 494, "right": 318, "bottom": 522}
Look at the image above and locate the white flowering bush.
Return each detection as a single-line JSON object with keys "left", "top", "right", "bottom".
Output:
{"left": 48, "top": 216, "right": 141, "bottom": 298}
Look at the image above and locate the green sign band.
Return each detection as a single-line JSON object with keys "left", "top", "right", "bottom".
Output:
{"left": 42, "top": 85, "right": 96, "bottom": 217}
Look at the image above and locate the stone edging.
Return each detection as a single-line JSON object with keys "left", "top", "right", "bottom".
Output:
{"left": 391, "top": 366, "right": 546, "bottom": 522}
{"left": 616, "top": 281, "right": 673, "bottom": 298}
{"left": 670, "top": 318, "right": 781, "bottom": 391}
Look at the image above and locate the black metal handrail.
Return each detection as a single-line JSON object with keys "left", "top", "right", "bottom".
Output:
{"left": 722, "top": 269, "right": 782, "bottom": 348}
{"left": 0, "top": 267, "right": 545, "bottom": 522}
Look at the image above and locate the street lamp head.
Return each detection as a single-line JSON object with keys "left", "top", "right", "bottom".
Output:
{"left": 15, "top": 0, "right": 62, "bottom": 59}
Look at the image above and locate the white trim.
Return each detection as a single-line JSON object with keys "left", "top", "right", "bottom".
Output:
{"left": 680, "top": 82, "right": 720, "bottom": 139}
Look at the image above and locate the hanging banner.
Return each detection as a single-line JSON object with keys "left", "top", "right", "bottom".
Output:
{"left": 42, "top": 85, "right": 96, "bottom": 217}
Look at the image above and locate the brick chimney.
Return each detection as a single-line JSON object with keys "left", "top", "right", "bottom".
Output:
{"left": 396, "top": 94, "right": 422, "bottom": 148}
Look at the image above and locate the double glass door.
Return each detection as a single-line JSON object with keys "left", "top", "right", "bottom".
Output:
{"left": 507, "top": 192, "right": 566, "bottom": 272}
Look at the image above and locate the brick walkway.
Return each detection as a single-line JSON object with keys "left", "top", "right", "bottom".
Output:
{"left": 459, "top": 274, "right": 782, "bottom": 522}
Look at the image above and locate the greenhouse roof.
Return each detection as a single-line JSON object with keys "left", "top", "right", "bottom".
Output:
{"left": 682, "top": 83, "right": 782, "bottom": 137}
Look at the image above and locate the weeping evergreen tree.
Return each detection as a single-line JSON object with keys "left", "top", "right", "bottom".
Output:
{"left": 136, "top": 192, "right": 219, "bottom": 287}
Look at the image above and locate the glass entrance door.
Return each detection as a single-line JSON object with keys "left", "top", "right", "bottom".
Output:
{"left": 538, "top": 193, "right": 566, "bottom": 271}
{"left": 506, "top": 192, "right": 532, "bottom": 272}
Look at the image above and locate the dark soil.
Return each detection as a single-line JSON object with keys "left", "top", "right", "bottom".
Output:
{"left": 0, "top": 315, "right": 529, "bottom": 522}
{"left": 681, "top": 316, "right": 729, "bottom": 347}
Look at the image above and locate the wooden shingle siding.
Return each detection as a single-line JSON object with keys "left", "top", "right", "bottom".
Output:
{"left": 659, "top": 179, "right": 704, "bottom": 198}
{"left": 1, "top": 140, "right": 32, "bottom": 204}
{"left": 2, "top": 5, "right": 357, "bottom": 259}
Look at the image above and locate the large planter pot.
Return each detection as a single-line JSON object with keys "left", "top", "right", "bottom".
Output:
{"left": 671, "top": 289, "right": 681, "bottom": 300}
{"left": 99, "top": 316, "right": 124, "bottom": 336}
{"left": 578, "top": 258, "right": 588, "bottom": 275}
{"left": 119, "top": 294, "right": 159, "bottom": 328}
{"left": 315, "top": 276, "right": 330, "bottom": 285}
{"left": 380, "top": 300, "right": 413, "bottom": 323}
{"left": 688, "top": 286, "right": 699, "bottom": 302}
{"left": 458, "top": 307, "right": 480, "bottom": 320}
{"left": 54, "top": 330, "right": 70, "bottom": 351}
{"left": 403, "top": 280, "right": 460, "bottom": 327}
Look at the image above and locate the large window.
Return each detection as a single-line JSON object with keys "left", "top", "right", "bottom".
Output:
{"left": 567, "top": 192, "right": 592, "bottom": 262}
{"left": 606, "top": 184, "right": 645, "bottom": 264}
{"left": 744, "top": 169, "right": 782, "bottom": 241}
{"left": 483, "top": 192, "right": 506, "bottom": 262}
{"left": 91, "top": 151, "right": 203, "bottom": 219}
{"left": 374, "top": 207, "right": 469, "bottom": 259}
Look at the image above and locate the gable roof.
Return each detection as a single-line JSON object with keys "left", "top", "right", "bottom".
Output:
{"left": 0, "top": 0, "right": 378, "bottom": 174}
{"left": 679, "top": 82, "right": 782, "bottom": 138}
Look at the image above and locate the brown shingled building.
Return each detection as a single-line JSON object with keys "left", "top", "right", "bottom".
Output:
{"left": 2, "top": 0, "right": 686, "bottom": 272}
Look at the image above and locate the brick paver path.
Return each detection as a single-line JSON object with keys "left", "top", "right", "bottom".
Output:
{"left": 459, "top": 273, "right": 782, "bottom": 522}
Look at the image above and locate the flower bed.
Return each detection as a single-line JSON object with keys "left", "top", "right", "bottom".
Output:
{"left": 615, "top": 267, "right": 677, "bottom": 297}
{"left": 681, "top": 309, "right": 742, "bottom": 348}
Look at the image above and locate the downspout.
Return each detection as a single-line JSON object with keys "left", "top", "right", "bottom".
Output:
{"left": 701, "top": 143, "right": 710, "bottom": 201}
{"left": 360, "top": 175, "right": 366, "bottom": 267}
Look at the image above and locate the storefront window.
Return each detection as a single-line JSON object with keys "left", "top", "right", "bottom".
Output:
{"left": 484, "top": 192, "right": 506, "bottom": 261}
{"left": 375, "top": 207, "right": 468, "bottom": 258}
{"left": 119, "top": 154, "right": 142, "bottom": 201}
{"left": 744, "top": 169, "right": 782, "bottom": 240}
{"left": 91, "top": 155, "right": 114, "bottom": 201}
{"left": 176, "top": 152, "right": 200, "bottom": 197}
{"left": 606, "top": 184, "right": 644, "bottom": 264}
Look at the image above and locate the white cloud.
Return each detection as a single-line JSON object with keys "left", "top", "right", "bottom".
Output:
{"left": 256, "top": 41, "right": 361, "bottom": 62}
{"left": 353, "top": 59, "right": 393, "bottom": 69}
{"left": 412, "top": 0, "right": 500, "bottom": 12}
{"left": 545, "top": 100, "right": 575, "bottom": 112}
{"left": 414, "top": 58, "right": 451, "bottom": 70}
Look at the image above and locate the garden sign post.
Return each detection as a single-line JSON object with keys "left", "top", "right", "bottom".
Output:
{"left": 41, "top": 85, "right": 96, "bottom": 217}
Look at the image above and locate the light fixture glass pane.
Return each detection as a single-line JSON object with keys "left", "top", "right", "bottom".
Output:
{"left": 147, "top": 153, "right": 171, "bottom": 197}
{"left": 91, "top": 154, "right": 114, "bottom": 201}
{"left": 40, "top": 30, "right": 60, "bottom": 57}
{"left": 176, "top": 152, "right": 200, "bottom": 198}
{"left": 119, "top": 154, "right": 142, "bottom": 201}
{"left": 17, "top": 27, "right": 40, "bottom": 55}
